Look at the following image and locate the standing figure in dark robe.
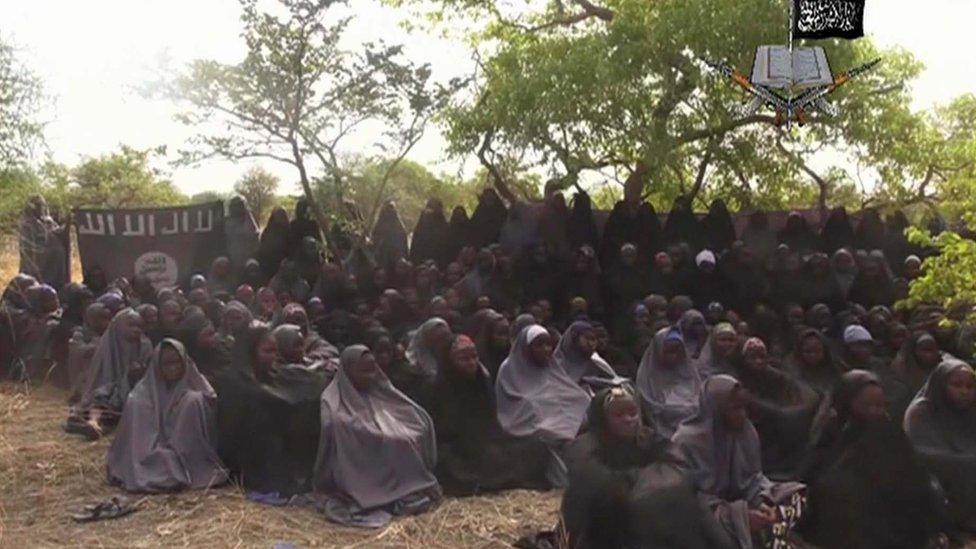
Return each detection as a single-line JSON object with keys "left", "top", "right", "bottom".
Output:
{"left": 564, "top": 246, "right": 604, "bottom": 321}
{"left": 740, "top": 211, "right": 777, "bottom": 264}
{"left": 820, "top": 207, "right": 855, "bottom": 254}
{"left": 798, "top": 370, "right": 946, "bottom": 549}
{"left": 604, "top": 243, "right": 648, "bottom": 334}
{"left": 562, "top": 385, "right": 729, "bottom": 549}
{"left": 107, "top": 339, "right": 228, "bottom": 493}
{"left": 19, "top": 195, "right": 68, "bottom": 289}
{"left": 371, "top": 201, "right": 409, "bottom": 272}
{"left": 847, "top": 250, "right": 894, "bottom": 308}
{"left": 701, "top": 198, "right": 737, "bottom": 254}
{"left": 467, "top": 188, "right": 508, "bottom": 250}
{"left": 257, "top": 207, "right": 290, "bottom": 281}
{"left": 599, "top": 199, "right": 661, "bottom": 269}
{"left": 286, "top": 198, "right": 322, "bottom": 257}
{"left": 567, "top": 190, "right": 599, "bottom": 250}
{"left": 224, "top": 195, "right": 260, "bottom": 275}
{"left": 662, "top": 196, "right": 705, "bottom": 252}
{"left": 410, "top": 198, "right": 451, "bottom": 268}
{"left": 419, "top": 335, "right": 550, "bottom": 496}
{"left": 777, "top": 212, "right": 821, "bottom": 256}
{"left": 854, "top": 207, "right": 886, "bottom": 252}
{"left": 445, "top": 206, "right": 470, "bottom": 265}
{"left": 884, "top": 210, "right": 915, "bottom": 274}
{"left": 799, "top": 252, "right": 845, "bottom": 310}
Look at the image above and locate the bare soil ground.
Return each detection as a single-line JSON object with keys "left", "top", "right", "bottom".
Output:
{"left": 0, "top": 383, "right": 560, "bottom": 548}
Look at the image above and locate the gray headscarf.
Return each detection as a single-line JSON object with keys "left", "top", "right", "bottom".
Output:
{"left": 224, "top": 195, "right": 260, "bottom": 270}
{"left": 635, "top": 326, "right": 701, "bottom": 438}
{"left": 314, "top": 345, "right": 438, "bottom": 512}
{"left": 494, "top": 325, "right": 591, "bottom": 443}
{"left": 553, "top": 321, "right": 617, "bottom": 384}
{"left": 405, "top": 317, "right": 448, "bottom": 377}
{"left": 78, "top": 308, "right": 153, "bottom": 413}
{"left": 510, "top": 313, "right": 537, "bottom": 342}
{"left": 107, "top": 339, "right": 228, "bottom": 492}
{"left": 672, "top": 375, "right": 803, "bottom": 548}
{"left": 904, "top": 359, "right": 976, "bottom": 455}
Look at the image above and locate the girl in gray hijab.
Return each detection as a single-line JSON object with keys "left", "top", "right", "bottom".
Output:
{"left": 495, "top": 324, "right": 592, "bottom": 487}
{"left": 67, "top": 302, "right": 112, "bottom": 403}
{"left": 107, "top": 339, "right": 228, "bottom": 492}
{"left": 405, "top": 317, "right": 452, "bottom": 378}
{"left": 314, "top": 345, "right": 440, "bottom": 528}
{"left": 636, "top": 326, "right": 701, "bottom": 439}
{"left": 67, "top": 308, "right": 154, "bottom": 439}
{"left": 672, "top": 375, "right": 805, "bottom": 548}
{"left": 552, "top": 321, "right": 619, "bottom": 388}
{"left": 904, "top": 359, "right": 976, "bottom": 532}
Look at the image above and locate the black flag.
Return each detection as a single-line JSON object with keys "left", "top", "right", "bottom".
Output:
{"left": 793, "top": 0, "right": 865, "bottom": 39}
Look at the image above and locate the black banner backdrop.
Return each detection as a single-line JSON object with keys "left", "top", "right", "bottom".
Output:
{"left": 74, "top": 202, "right": 226, "bottom": 288}
{"left": 793, "top": 0, "right": 866, "bottom": 40}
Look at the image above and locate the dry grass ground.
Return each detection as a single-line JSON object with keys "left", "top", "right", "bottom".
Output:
{"left": 0, "top": 383, "right": 560, "bottom": 548}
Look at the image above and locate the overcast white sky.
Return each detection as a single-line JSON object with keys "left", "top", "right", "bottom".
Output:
{"left": 1, "top": 0, "right": 973, "bottom": 196}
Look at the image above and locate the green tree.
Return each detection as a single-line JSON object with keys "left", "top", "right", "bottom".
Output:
{"left": 234, "top": 167, "right": 280, "bottom": 223}
{"left": 0, "top": 167, "right": 43, "bottom": 232}
{"left": 48, "top": 146, "right": 186, "bottom": 208}
{"left": 158, "top": 0, "right": 458, "bottom": 257}
{"left": 189, "top": 190, "right": 230, "bottom": 204}
{"left": 0, "top": 36, "right": 46, "bottom": 168}
{"left": 395, "top": 0, "right": 946, "bottom": 212}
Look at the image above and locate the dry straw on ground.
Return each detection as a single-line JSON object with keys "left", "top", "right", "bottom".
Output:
{"left": 0, "top": 383, "right": 560, "bottom": 548}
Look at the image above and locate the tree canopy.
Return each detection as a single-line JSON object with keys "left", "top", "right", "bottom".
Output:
{"left": 393, "top": 0, "right": 970, "bottom": 215}
{"left": 0, "top": 36, "right": 46, "bottom": 168}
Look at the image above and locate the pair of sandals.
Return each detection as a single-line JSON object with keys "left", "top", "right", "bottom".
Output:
{"left": 71, "top": 497, "right": 137, "bottom": 523}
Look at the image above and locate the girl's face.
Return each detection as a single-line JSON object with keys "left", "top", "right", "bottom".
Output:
{"left": 848, "top": 341, "right": 874, "bottom": 363}
{"left": 123, "top": 315, "right": 144, "bottom": 343}
{"left": 851, "top": 384, "right": 887, "bottom": 423}
{"left": 491, "top": 320, "right": 511, "bottom": 350}
{"left": 259, "top": 290, "right": 278, "bottom": 312}
{"left": 722, "top": 387, "right": 748, "bottom": 432}
{"left": 787, "top": 306, "right": 805, "bottom": 326}
{"left": 915, "top": 339, "right": 941, "bottom": 369}
{"left": 575, "top": 329, "right": 598, "bottom": 356}
{"left": 223, "top": 309, "right": 248, "bottom": 334}
{"left": 197, "top": 323, "right": 218, "bottom": 350}
{"left": 255, "top": 334, "right": 278, "bottom": 368}
{"left": 743, "top": 347, "right": 768, "bottom": 372}
{"left": 888, "top": 325, "right": 908, "bottom": 351}
{"left": 140, "top": 308, "right": 159, "bottom": 328}
{"left": 348, "top": 352, "right": 381, "bottom": 391}
{"left": 527, "top": 333, "right": 554, "bottom": 367}
{"left": 713, "top": 332, "right": 738, "bottom": 358}
{"left": 425, "top": 323, "right": 453, "bottom": 352}
{"left": 158, "top": 345, "right": 186, "bottom": 383}
{"left": 946, "top": 368, "right": 976, "bottom": 412}
{"left": 605, "top": 397, "right": 641, "bottom": 440}
{"left": 660, "top": 339, "right": 685, "bottom": 368}
{"left": 450, "top": 345, "right": 480, "bottom": 378}
{"left": 372, "top": 338, "right": 394, "bottom": 369}
{"left": 92, "top": 307, "right": 112, "bottom": 335}
{"left": 800, "top": 336, "right": 825, "bottom": 366}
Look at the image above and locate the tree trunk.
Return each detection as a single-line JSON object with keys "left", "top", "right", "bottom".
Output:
{"left": 291, "top": 140, "right": 343, "bottom": 263}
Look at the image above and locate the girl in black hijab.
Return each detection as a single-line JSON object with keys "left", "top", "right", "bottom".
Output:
{"left": 562, "top": 385, "right": 725, "bottom": 548}
{"left": 798, "top": 370, "right": 946, "bottom": 549}
{"left": 467, "top": 188, "right": 507, "bottom": 250}
{"left": 567, "top": 190, "right": 599, "bottom": 250}
{"left": 286, "top": 198, "right": 321, "bottom": 257}
{"left": 820, "top": 207, "right": 855, "bottom": 254}
{"left": 445, "top": 205, "right": 471, "bottom": 265}
{"left": 410, "top": 198, "right": 451, "bottom": 267}
{"left": 370, "top": 201, "right": 409, "bottom": 272}
{"left": 599, "top": 199, "right": 661, "bottom": 268}
{"left": 701, "top": 198, "right": 737, "bottom": 253}
{"left": 419, "top": 334, "right": 550, "bottom": 496}
{"left": 662, "top": 196, "right": 705, "bottom": 251}
{"left": 848, "top": 250, "right": 895, "bottom": 308}
{"left": 777, "top": 212, "right": 821, "bottom": 256}
{"left": 258, "top": 207, "right": 290, "bottom": 281}
{"left": 855, "top": 207, "right": 886, "bottom": 252}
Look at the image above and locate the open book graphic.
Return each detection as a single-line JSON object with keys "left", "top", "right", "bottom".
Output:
{"left": 750, "top": 45, "right": 833, "bottom": 89}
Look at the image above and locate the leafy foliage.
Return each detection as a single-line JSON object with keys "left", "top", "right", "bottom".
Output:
{"left": 394, "top": 0, "right": 966, "bottom": 212}
{"left": 234, "top": 166, "right": 280, "bottom": 223}
{"left": 158, "top": 0, "right": 459, "bottom": 256}
{"left": 0, "top": 37, "right": 46, "bottom": 168}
